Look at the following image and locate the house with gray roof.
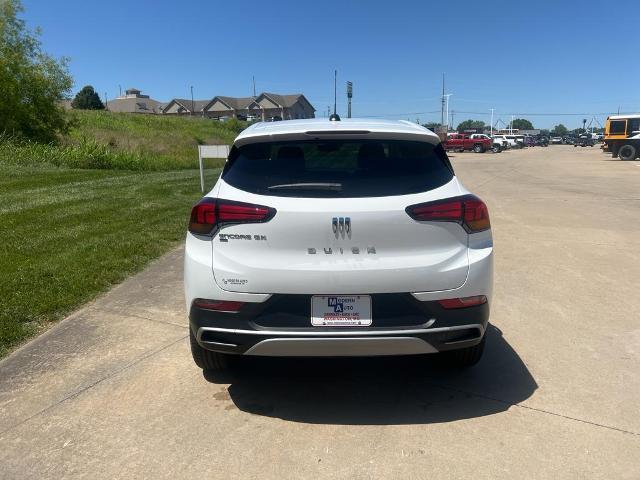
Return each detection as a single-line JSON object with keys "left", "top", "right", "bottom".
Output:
{"left": 202, "top": 93, "right": 315, "bottom": 121}
{"left": 162, "top": 98, "right": 210, "bottom": 116}
{"left": 202, "top": 96, "right": 255, "bottom": 120}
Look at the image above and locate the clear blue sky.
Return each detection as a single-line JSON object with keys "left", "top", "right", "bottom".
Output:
{"left": 22, "top": 0, "right": 640, "bottom": 129}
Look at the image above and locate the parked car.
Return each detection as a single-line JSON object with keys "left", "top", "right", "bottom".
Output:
{"left": 185, "top": 118, "right": 493, "bottom": 371}
{"left": 514, "top": 135, "right": 526, "bottom": 148}
{"left": 444, "top": 133, "right": 492, "bottom": 153}
{"left": 536, "top": 137, "right": 549, "bottom": 147}
{"left": 575, "top": 135, "right": 595, "bottom": 147}
{"left": 550, "top": 136, "right": 563, "bottom": 144}
{"left": 524, "top": 136, "right": 536, "bottom": 147}
{"left": 563, "top": 137, "right": 575, "bottom": 145}
{"left": 470, "top": 134, "right": 502, "bottom": 153}
{"left": 505, "top": 135, "right": 523, "bottom": 149}
{"left": 492, "top": 135, "right": 510, "bottom": 150}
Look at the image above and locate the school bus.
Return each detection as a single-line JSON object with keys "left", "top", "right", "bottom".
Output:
{"left": 604, "top": 114, "right": 640, "bottom": 160}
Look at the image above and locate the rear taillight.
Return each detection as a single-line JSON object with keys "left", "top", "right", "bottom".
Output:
{"left": 438, "top": 295, "right": 487, "bottom": 309}
{"left": 406, "top": 195, "right": 490, "bottom": 233}
{"left": 189, "top": 198, "right": 276, "bottom": 236}
{"left": 193, "top": 299, "right": 245, "bottom": 312}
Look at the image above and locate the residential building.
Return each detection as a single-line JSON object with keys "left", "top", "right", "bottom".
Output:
{"left": 202, "top": 96, "right": 255, "bottom": 120}
{"left": 202, "top": 93, "right": 315, "bottom": 121}
{"left": 162, "top": 98, "right": 210, "bottom": 116}
{"left": 106, "top": 88, "right": 162, "bottom": 114}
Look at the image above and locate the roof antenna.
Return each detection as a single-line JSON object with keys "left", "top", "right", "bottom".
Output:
{"left": 329, "top": 69, "right": 340, "bottom": 121}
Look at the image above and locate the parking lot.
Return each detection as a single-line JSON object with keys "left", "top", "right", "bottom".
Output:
{"left": 0, "top": 145, "right": 638, "bottom": 479}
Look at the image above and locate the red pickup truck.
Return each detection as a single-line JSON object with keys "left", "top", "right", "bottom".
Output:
{"left": 443, "top": 133, "right": 492, "bottom": 153}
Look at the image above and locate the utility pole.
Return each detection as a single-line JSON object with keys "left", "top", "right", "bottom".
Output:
{"left": 118, "top": 85, "right": 122, "bottom": 97}
{"left": 490, "top": 108, "right": 494, "bottom": 136}
{"left": 450, "top": 110, "right": 455, "bottom": 131}
{"left": 441, "top": 73, "right": 445, "bottom": 129}
{"left": 190, "top": 86, "right": 194, "bottom": 116}
{"left": 252, "top": 76, "right": 256, "bottom": 97}
{"left": 346, "top": 81, "right": 353, "bottom": 118}
{"left": 105, "top": 92, "right": 108, "bottom": 110}
{"left": 510, "top": 115, "right": 514, "bottom": 134}
{"left": 327, "top": 106, "right": 331, "bottom": 117}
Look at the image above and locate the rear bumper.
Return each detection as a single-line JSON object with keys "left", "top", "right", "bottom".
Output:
{"left": 190, "top": 296, "right": 489, "bottom": 357}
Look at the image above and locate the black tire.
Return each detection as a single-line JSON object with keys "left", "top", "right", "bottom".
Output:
{"left": 473, "top": 144, "right": 484, "bottom": 153}
{"left": 618, "top": 144, "right": 637, "bottom": 161}
{"left": 491, "top": 144, "right": 501, "bottom": 153}
{"left": 443, "top": 335, "right": 486, "bottom": 368}
{"left": 189, "top": 328, "right": 229, "bottom": 371}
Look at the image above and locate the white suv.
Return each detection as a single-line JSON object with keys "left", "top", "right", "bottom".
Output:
{"left": 185, "top": 118, "right": 493, "bottom": 371}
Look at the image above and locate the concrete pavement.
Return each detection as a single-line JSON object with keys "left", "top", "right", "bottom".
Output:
{"left": 1, "top": 145, "right": 639, "bottom": 479}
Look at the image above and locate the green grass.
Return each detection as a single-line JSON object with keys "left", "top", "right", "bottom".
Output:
{"left": 0, "top": 162, "right": 218, "bottom": 357}
{"left": 66, "top": 110, "right": 245, "bottom": 169}
{"left": 0, "top": 111, "right": 246, "bottom": 171}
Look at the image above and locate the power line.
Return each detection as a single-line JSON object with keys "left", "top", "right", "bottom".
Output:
{"left": 428, "top": 110, "right": 627, "bottom": 116}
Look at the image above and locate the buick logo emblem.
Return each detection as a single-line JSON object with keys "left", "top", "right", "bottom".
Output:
{"left": 332, "top": 217, "right": 351, "bottom": 236}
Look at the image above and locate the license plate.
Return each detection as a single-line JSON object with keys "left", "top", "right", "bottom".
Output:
{"left": 311, "top": 295, "right": 372, "bottom": 327}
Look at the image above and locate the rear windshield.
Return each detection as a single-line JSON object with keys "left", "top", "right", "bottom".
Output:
{"left": 222, "top": 139, "right": 454, "bottom": 198}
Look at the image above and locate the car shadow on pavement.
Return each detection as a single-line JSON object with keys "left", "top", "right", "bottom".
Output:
{"left": 203, "top": 325, "right": 537, "bottom": 425}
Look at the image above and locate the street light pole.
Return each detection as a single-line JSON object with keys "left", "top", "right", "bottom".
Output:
{"left": 443, "top": 94, "right": 453, "bottom": 131}
{"left": 490, "top": 108, "right": 494, "bottom": 136}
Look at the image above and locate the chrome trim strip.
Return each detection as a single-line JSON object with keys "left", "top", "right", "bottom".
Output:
{"left": 244, "top": 337, "right": 438, "bottom": 356}
{"left": 197, "top": 321, "right": 484, "bottom": 338}
{"left": 199, "top": 340, "right": 238, "bottom": 348}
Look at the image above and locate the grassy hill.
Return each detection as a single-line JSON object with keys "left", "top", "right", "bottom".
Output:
{"left": 0, "top": 110, "right": 246, "bottom": 171}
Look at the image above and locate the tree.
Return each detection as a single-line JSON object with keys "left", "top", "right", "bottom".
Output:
{"left": 0, "top": 0, "right": 72, "bottom": 142}
{"left": 456, "top": 119, "right": 485, "bottom": 131}
{"left": 71, "top": 85, "right": 104, "bottom": 110}
{"left": 552, "top": 124, "right": 568, "bottom": 136}
{"left": 423, "top": 122, "right": 441, "bottom": 131}
{"left": 511, "top": 118, "right": 534, "bottom": 130}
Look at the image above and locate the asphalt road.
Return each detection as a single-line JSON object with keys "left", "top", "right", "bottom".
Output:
{"left": 1, "top": 146, "right": 639, "bottom": 479}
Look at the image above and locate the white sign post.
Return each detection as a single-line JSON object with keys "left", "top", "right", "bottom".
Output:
{"left": 198, "top": 145, "right": 230, "bottom": 193}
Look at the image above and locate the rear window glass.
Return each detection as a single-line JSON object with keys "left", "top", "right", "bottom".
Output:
{"left": 222, "top": 140, "right": 454, "bottom": 198}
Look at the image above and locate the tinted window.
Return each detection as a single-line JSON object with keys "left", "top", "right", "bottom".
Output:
{"left": 222, "top": 140, "right": 454, "bottom": 198}
{"left": 609, "top": 120, "right": 626, "bottom": 135}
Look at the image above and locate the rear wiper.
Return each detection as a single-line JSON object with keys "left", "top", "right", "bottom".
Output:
{"left": 267, "top": 182, "right": 343, "bottom": 191}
